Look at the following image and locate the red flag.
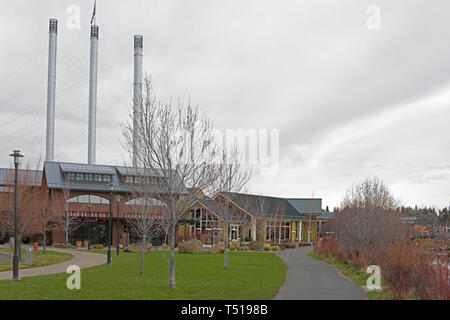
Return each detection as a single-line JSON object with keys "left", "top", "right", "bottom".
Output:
{"left": 90, "top": 0, "right": 96, "bottom": 25}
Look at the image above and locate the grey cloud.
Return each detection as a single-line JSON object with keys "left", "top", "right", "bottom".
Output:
{"left": 1, "top": 0, "right": 450, "bottom": 209}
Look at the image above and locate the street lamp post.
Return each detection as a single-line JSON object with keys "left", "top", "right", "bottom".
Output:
{"left": 107, "top": 181, "right": 114, "bottom": 266}
{"left": 9, "top": 150, "right": 23, "bottom": 282}
{"left": 88, "top": 204, "right": 91, "bottom": 251}
{"left": 116, "top": 195, "right": 120, "bottom": 257}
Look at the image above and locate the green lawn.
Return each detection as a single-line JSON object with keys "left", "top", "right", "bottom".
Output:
{"left": 0, "top": 251, "right": 287, "bottom": 300}
{"left": 0, "top": 249, "right": 73, "bottom": 272}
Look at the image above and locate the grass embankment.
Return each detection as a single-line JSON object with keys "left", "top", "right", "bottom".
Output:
{"left": 0, "top": 249, "right": 73, "bottom": 272}
{"left": 0, "top": 251, "right": 287, "bottom": 300}
{"left": 307, "top": 251, "right": 391, "bottom": 300}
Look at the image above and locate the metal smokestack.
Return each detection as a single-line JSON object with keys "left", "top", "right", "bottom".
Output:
{"left": 88, "top": 25, "right": 99, "bottom": 164}
{"left": 45, "top": 18, "right": 58, "bottom": 161}
{"left": 133, "top": 35, "right": 143, "bottom": 167}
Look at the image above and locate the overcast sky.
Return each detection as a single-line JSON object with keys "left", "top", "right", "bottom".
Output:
{"left": 1, "top": 0, "right": 449, "bottom": 210}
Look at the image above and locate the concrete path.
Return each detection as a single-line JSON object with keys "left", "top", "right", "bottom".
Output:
{"left": 274, "top": 246, "right": 365, "bottom": 300}
{"left": 0, "top": 246, "right": 105, "bottom": 280}
{"left": 0, "top": 253, "right": 11, "bottom": 261}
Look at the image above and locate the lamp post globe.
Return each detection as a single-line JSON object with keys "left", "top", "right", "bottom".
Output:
{"left": 9, "top": 150, "right": 23, "bottom": 282}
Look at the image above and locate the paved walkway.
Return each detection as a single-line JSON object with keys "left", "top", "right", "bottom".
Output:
{"left": 274, "top": 246, "right": 365, "bottom": 300}
{"left": 0, "top": 253, "right": 11, "bottom": 261}
{"left": 0, "top": 246, "right": 105, "bottom": 280}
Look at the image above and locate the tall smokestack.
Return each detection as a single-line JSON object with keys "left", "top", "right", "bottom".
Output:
{"left": 46, "top": 18, "right": 58, "bottom": 161}
{"left": 88, "top": 25, "right": 99, "bottom": 164}
{"left": 133, "top": 35, "right": 143, "bottom": 167}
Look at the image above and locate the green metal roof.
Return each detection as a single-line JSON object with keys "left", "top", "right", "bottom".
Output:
{"left": 221, "top": 192, "right": 309, "bottom": 221}
{"left": 286, "top": 198, "right": 323, "bottom": 214}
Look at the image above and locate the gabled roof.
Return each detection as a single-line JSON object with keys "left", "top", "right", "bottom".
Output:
{"left": 318, "top": 210, "right": 334, "bottom": 220}
{"left": 60, "top": 163, "right": 115, "bottom": 175}
{"left": 220, "top": 192, "right": 309, "bottom": 221}
{"left": 286, "top": 198, "right": 323, "bottom": 215}
{"left": 43, "top": 161, "right": 187, "bottom": 194}
{"left": 196, "top": 198, "right": 249, "bottom": 222}
{"left": 0, "top": 168, "right": 42, "bottom": 187}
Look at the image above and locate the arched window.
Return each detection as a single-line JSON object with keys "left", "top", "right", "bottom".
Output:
{"left": 67, "top": 195, "right": 110, "bottom": 204}
{"left": 124, "top": 197, "right": 167, "bottom": 207}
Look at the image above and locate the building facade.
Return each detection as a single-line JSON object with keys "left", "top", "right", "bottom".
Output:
{"left": 0, "top": 161, "right": 328, "bottom": 247}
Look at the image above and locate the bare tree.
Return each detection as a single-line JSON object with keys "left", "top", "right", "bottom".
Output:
{"left": 262, "top": 198, "right": 287, "bottom": 244}
{"left": 211, "top": 147, "right": 251, "bottom": 269}
{"left": 334, "top": 176, "right": 407, "bottom": 264}
{"left": 307, "top": 194, "right": 314, "bottom": 244}
{"left": 126, "top": 192, "right": 165, "bottom": 275}
{"left": 247, "top": 194, "right": 269, "bottom": 242}
{"left": 35, "top": 191, "right": 57, "bottom": 253}
{"left": 0, "top": 164, "right": 43, "bottom": 259}
{"left": 53, "top": 180, "right": 85, "bottom": 246}
{"left": 123, "top": 76, "right": 218, "bottom": 289}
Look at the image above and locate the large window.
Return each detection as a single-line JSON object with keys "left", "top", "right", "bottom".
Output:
{"left": 67, "top": 195, "right": 110, "bottom": 204}
{"left": 66, "top": 172, "right": 111, "bottom": 184}
{"left": 124, "top": 197, "right": 167, "bottom": 206}
{"left": 229, "top": 224, "right": 240, "bottom": 240}
{"left": 0, "top": 186, "right": 12, "bottom": 193}
{"left": 266, "top": 221, "right": 290, "bottom": 242}
{"left": 122, "top": 176, "right": 165, "bottom": 186}
{"left": 190, "top": 209, "right": 219, "bottom": 231}
{"left": 124, "top": 176, "right": 133, "bottom": 184}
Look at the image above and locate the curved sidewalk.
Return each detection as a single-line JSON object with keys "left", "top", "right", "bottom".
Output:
{"left": 274, "top": 246, "right": 364, "bottom": 300}
{"left": 0, "top": 246, "right": 105, "bottom": 280}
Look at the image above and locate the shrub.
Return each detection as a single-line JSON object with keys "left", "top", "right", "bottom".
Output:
{"left": 53, "top": 242, "right": 72, "bottom": 248}
{"left": 283, "top": 242, "right": 298, "bottom": 249}
{"left": 249, "top": 241, "right": 263, "bottom": 251}
{"left": 270, "top": 245, "right": 281, "bottom": 251}
{"left": 179, "top": 239, "right": 203, "bottom": 254}
{"left": 317, "top": 238, "right": 450, "bottom": 300}
{"left": 228, "top": 241, "right": 241, "bottom": 251}
{"left": 380, "top": 240, "right": 449, "bottom": 300}
{"left": 209, "top": 244, "right": 225, "bottom": 254}
{"left": 263, "top": 243, "right": 271, "bottom": 251}
{"left": 92, "top": 244, "right": 104, "bottom": 249}
{"left": 297, "top": 242, "right": 311, "bottom": 247}
{"left": 124, "top": 243, "right": 152, "bottom": 253}
{"left": 242, "top": 245, "right": 249, "bottom": 251}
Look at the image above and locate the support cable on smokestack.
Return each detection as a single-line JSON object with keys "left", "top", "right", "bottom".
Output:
{"left": 133, "top": 35, "right": 143, "bottom": 167}
{"left": 88, "top": 24, "right": 99, "bottom": 164}
{"left": 46, "top": 18, "right": 58, "bottom": 162}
